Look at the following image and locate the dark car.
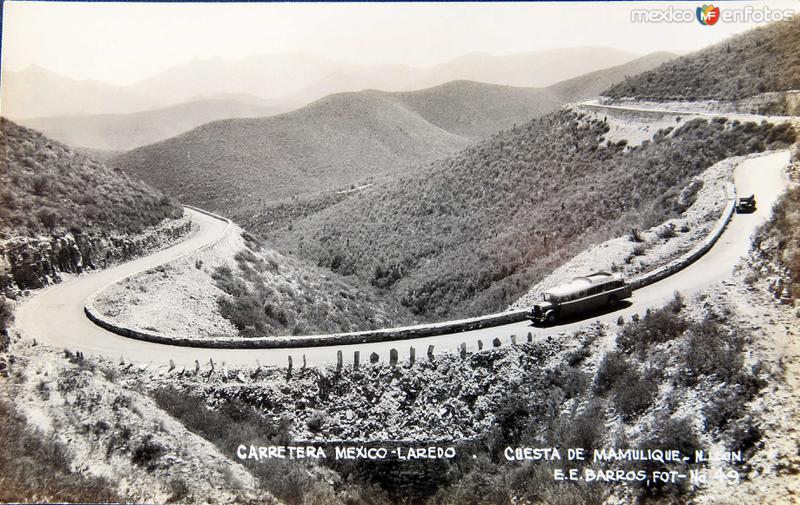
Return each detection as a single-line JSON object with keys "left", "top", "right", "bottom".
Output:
{"left": 736, "top": 194, "right": 756, "bottom": 213}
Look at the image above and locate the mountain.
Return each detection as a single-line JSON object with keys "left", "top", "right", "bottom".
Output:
{"left": 276, "top": 110, "right": 791, "bottom": 321}
{"left": 109, "top": 90, "right": 471, "bottom": 222}
{"left": 109, "top": 52, "right": 680, "bottom": 231}
{"left": 267, "top": 63, "right": 426, "bottom": 104}
{"left": 0, "top": 66, "right": 157, "bottom": 119}
{"left": 131, "top": 48, "right": 641, "bottom": 105}
{"left": 19, "top": 98, "right": 295, "bottom": 152}
{"left": 406, "top": 47, "right": 638, "bottom": 90}
{"left": 3, "top": 47, "right": 641, "bottom": 120}
{"left": 9, "top": 50, "right": 674, "bottom": 153}
{"left": 605, "top": 15, "right": 800, "bottom": 101}
{"left": 389, "top": 53, "right": 676, "bottom": 140}
{"left": 129, "top": 53, "right": 424, "bottom": 105}
{"left": 386, "top": 80, "right": 562, "bottom": 139}
{"left": 548, "top": 51, "right": 677, "bottom": 102}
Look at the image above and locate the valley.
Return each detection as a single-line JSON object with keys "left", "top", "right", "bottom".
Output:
{"left": 2, "top": 10, "right": 800, "bottom": 505}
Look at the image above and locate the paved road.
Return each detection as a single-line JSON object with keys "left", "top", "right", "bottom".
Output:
{"left": 579, "top": 98, "right": 795, "bottom": 123}
{"left": 14, "top": 150, "right": 790, "bottom": 370}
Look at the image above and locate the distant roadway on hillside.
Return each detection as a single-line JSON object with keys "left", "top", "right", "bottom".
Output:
{"left": 14, "top": 105, "right": 792, "bottom": 369}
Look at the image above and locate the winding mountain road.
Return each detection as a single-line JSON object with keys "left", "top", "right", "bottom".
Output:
{"left": 14, "top": 148, "right": 791, "bottom": 370}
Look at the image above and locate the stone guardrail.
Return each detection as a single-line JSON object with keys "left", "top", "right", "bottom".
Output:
{"left": 84, "top": 185, "right": 737, "bottom": 349}
{"left": 630, "top": 183, "right": 736, "bottom": 290}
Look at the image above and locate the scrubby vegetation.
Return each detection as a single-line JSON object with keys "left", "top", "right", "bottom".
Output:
{"left": 145, "top": 297, "right": 764, "bottom": 503}
{"left": 212, "top": 232, "right": 411, "bottom": 336}
{"left": 243, "top": 191, "right": 354, "bottom": 239}
{"left": 755, "top": 184, "right": 800, "bottom": 299}
{"left": 606, "top": 15, "right": 800, "bottom": 101}
{"left": 281, "top": 109, "right": 793, "bottom": 321}
{"left": 152, "top": 387, "right": 392, "bottom": 505}
{"left": 0, "top": 118, "right": 181, "bottom": 239}
{"left": 110, "top": 91, "right": 471, "bottom": 227}
{"left": 0, "top": 298, "right": 13, "bottom": 352}
{"left": 0, "top": 397, "right": 121, "bottom": 502}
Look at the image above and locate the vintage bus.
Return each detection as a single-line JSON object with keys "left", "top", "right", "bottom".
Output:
{"left": 529, "top": 271, "right": 632, "bottom": 325}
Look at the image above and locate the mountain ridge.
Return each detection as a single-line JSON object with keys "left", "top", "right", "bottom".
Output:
{"left": 3, "top": 46, "right": 643, "bottom": 118}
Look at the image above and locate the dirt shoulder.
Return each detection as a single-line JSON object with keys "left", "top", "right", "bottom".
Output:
{"left": 509, "top": 151, "right": 756, "bottom": 311}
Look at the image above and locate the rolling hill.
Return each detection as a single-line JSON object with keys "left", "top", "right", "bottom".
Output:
{"left": 389, "top": 52, "right": 678, "bottom": 139}
{"left": 549, "top": 51, "right": 677, "bottom": 102}
{"left": 276, "top": 109, "right": 794, "bottom": 321}
{"left": 131, "top": 48, "right": 641, "bottom": 105}
{"left": 19, "top": 98, "right": 295, "bottom": 152}
{"left": 109, "top": 90, "right": 471, "bottom": 222}
{"left": 110, "top": 50, "right": 677, "bottom": 232}
{"left": 406, "top": 47, "right": 638, "bottom": 91}
{"left": 3, "top": 47, "right": 644, "bottom": 121}
{"left": 605, "top": 15, "right": 800, "bottom": 101}
{"left": 17, "top": 50, "right": 675, "bottom": 154}
{"left": 127, "top": 52, "right": 410, "bottom": 106}
{"left": 386, "top": 81, "right": 562, "bottom": 139}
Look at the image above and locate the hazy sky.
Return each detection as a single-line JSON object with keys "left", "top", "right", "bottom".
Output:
{"left": 3, "top": 1, "right": 799, "bottom": 85}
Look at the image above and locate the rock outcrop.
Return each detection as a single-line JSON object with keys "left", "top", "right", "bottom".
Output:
{"left": 0, "top": 217, "right": 192, "bottom": 297}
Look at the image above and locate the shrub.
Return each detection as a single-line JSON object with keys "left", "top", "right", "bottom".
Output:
{"left": 306, "top": 410, "right": 326, "bottom": 432}
{"left": 612, "top": 370, "right": 657, "bottom": 421}
{"left": 166, "top": 478, "right": 191, "bottom": 503}
{"left": 656, "top": 223, "right": 677, "bottom": 239}
{"left": 131, "top": 434, "right": 165, "bottom": 470}
{"left": 702, "top": 385, "right": 753, "bottom": 432}
{"left": 548, "top": 400, "right": 606, "bottom": 453}
{"left": 38, "top": 208, "right": 60, "bottom": 230}
{"left": 766, "top": 122, "right": 797, "bottom": 146}
{"left": 666, "top": 291, "right": 685, "bottom": 314}
{"left": 31, "top": 174, "right": 50, "bottom": 196}
{"left": 617, "top": 305, "right": 688, "bottom": 355}
{"left": 679, "top": 316, "right": 747, "bottom": 384}
{"left": 727, "top": 421, "right": 763, "bottom": 455}
{"left": 0, "top": 298, "right": 13, "bottom": 352}
{"left": 593, "top": 351, "right": 633, "bottom": 395}
{"left": 634, "top": 417, "right": 701, "bottom": 498}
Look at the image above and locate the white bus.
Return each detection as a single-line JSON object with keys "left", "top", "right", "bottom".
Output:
{"left": 529, "top": 272, "right": 632, "bottom": 325}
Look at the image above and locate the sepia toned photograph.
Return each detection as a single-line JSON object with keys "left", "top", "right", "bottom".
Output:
{"left": 1, "top": 0, "right": 799, "bottom": 503}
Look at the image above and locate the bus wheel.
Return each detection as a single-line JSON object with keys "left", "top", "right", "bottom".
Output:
{"left": 546, "top": 312, "right": 557, "bottom": 325}
{"left": 608, "top": 295, "right": 619, "bottom": 308}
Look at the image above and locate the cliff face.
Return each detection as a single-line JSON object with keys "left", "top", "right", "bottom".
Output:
{"left": 0, "top": 217, "right": 192, "bottom": 296}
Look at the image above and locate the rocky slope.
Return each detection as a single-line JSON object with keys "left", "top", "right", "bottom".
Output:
{"left": 94, "top": 224, "right": 412, "bottom": 339}
{"left": 0, "top": 118, "right": 187, "bottom": 294}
